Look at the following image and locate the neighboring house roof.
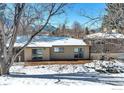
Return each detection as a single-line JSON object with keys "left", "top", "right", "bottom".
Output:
{"left": 85, "top": 32, "right": 124, "bottom": 39}
{"left": 14, "top": 35, "right": 87, "bottom": 47}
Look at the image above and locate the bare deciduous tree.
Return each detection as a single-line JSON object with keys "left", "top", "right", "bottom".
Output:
{"left": 0, "top": 3, "right": 67, "bottom": 75}
{"left": 72, "top": 21, "right": 82, "bottom": 32}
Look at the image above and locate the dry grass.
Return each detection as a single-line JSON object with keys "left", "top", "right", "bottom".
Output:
{"left": 24, "top": 60, "right": 91, "bottom": 66}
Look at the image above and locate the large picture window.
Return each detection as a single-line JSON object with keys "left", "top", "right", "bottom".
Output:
{"left": 54, "top": 47, "right": 64, "bottom": 53}
{"left": 32, "top": 48, "right": 43, "bottom": 60}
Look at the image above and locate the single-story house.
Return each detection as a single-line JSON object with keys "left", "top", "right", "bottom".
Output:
{"left": 14, "top": 35, "right": 89, "bottom": 62}
{"left": 84, "top": 32, "right": 124, "bottom": 60}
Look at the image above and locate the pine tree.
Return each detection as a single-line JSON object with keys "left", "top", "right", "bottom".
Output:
{"left": 102, "top": 3, "right": 124, "bottom": 33}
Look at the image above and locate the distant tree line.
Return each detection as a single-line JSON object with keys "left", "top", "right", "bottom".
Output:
{"left": 51, "top": 21, "right": 96, "bottom": 39}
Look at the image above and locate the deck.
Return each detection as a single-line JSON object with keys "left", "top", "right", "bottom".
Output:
{"left": 24, "top": 60, "right": 91, "bottom": 66}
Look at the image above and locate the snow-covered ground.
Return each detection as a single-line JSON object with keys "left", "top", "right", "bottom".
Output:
{"left": 1, "top": 60, "right": 124, "bottom": 93}
{"left": 0, "top": 60, "right": 124, "bottom": 87}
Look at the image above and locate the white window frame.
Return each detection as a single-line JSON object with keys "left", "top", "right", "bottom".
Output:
{"left": 54, "top": 47, "right": 64, "bottom": 53}
{"left": 74, "top": 48, "right": 82, "bottom": 53}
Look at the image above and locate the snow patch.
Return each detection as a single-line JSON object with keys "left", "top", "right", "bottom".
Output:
{"left": 85, "top": 32, "right": 124, "bottom": 39}
{"left": 13, "top": 36, "right": 87, "bottom": 47}
{"left": 1, "top": 60, "right": 124, "bottom": 86}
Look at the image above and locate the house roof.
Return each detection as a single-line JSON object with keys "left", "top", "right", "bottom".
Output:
{"left": 14, "top": 35, "right": 87, "bottom": 47}
{"left": 85, "top": 32, "right": 124, "bottom": 39}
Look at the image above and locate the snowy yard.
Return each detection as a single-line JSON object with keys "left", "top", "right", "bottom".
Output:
{"left": 0, "top": 60, "right": 124, "bottom": 87}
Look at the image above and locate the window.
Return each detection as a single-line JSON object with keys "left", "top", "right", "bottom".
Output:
{"left": 74, "top": 48, "right": 83, "bottom": 59}
{"left": 74, "top": 53, "right": 83, "bottom": 58}
{"left": 74, "top": 48, "right": 78, "bottom": 53}
{"left": 54, "top": 47, "right": 64, "bottom": 53}
{"left": 36, "top": 49, "right": 43, "bottom": 55}
{"left": 74, "top": 48, "right": 82, "bottom": 53}
{"left": 32, "top": 48, "right": 43, "bottom": 60}
{"left": 32, "top": 49, "right": 43, "bottom": 55}
{"left": 79, "top": 53, "right": 83, "bottom": 58}
{"left": 74, "top": 54, "right": 78, "bottom": 58}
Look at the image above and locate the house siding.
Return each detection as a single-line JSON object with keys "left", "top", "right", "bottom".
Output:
{"left": 43, "top": 48, "right": 50, "bottom": 60}
{"left": 50, "top": 46, "right": 89, "bottom": 60}
{"left": 23, "top": 45, "right": 89, "bottom": 61}
{"left": 24, "top": 47, "right": 50, "bottom": 61}
{"left": 24, "top": 48, "right": 32, "bottom": 61}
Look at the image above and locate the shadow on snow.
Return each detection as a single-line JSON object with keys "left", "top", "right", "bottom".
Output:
{"left": 9, "top": 72, "right": 124, "bottom": 86}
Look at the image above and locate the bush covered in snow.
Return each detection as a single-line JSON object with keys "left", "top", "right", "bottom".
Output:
{"left": 84, "top": 60, "right": 124, "bottom": 73}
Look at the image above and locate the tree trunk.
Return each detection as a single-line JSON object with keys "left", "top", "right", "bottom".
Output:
{"left": 0, "top": 60, "right": 10, "bottom": 75}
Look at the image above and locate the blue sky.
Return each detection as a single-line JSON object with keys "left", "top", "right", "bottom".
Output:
{"left": 51, "top": 3, "right": 106, "bottom": 29}
{"left": 5, "top": 3, "right": 106, "bottom": 29}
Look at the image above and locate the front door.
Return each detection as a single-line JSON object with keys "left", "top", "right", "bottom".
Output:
{"left": 74, "top": 48, "right": 84, "bottom": 59}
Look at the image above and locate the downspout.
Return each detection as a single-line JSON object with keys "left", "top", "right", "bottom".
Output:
{"left": 89, "top": 45, "right": 91, "bottom": 60}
